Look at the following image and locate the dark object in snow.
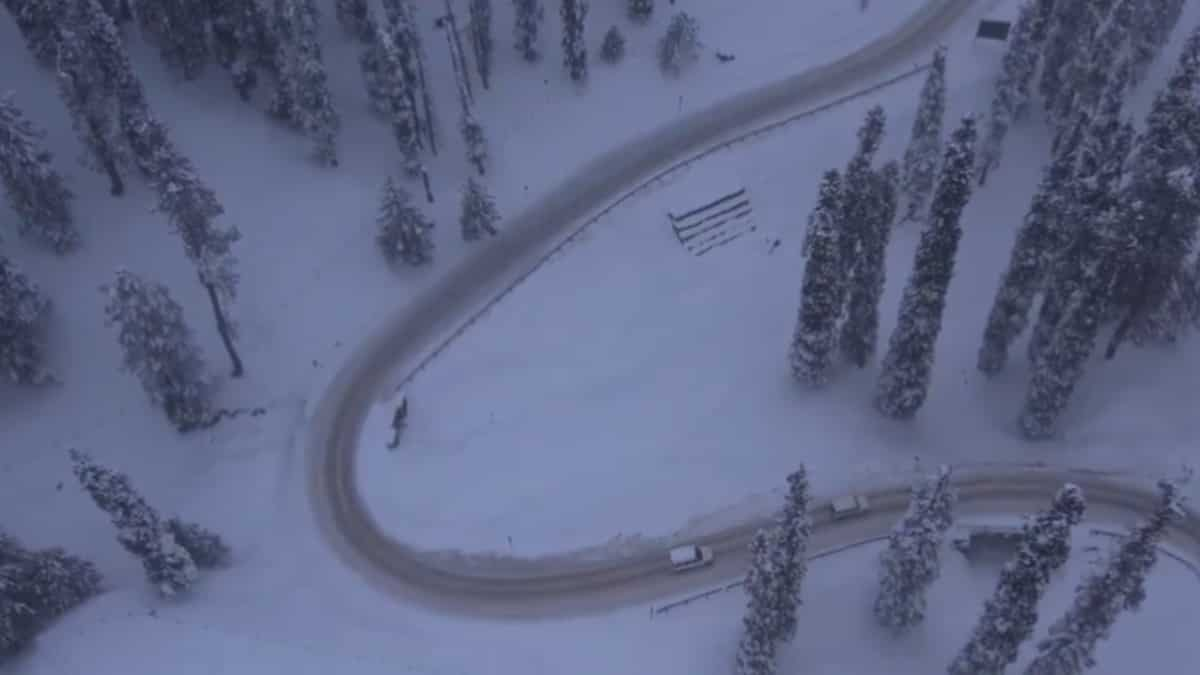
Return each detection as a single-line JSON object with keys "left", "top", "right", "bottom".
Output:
{"left": 715, "top": 51, "right": 735, "bottom": 63}
{"left": 388, "top": 396, "right": 408, "bottom": 449}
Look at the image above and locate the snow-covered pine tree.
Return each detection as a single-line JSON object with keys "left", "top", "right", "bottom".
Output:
{"left": 789, "top": 169, "right": 843, "bottom": 386}
{"left": 899, "top": 45, "right": 947, "bottom": 223}
{"left": 461, "top": 108, "right": 489, "bottom": 176}
{"left": 4, "top": 0, "right": 62, "bottom": 66}
{"left": 383, "top": 0, "right": 438, "bottom": 154}
{"left": 0, "top": 93, "right": 77, "bottom": 253}
{"left": 0, "top": 254, "right": 54, "bottom": 386}
{"left": 361, "top": 22, "right": 424, "bottom": 179}
{"left": 837, "top": 106, "right": 887, "bottom": 368}
{"left": 1129, "top": 0, "right": 1187, "bottom": 86}
{"left": 979, "top": 120, "right": 1086, "bottom": 376}
{"left": 735, "top": 528, "right": 779, "bottom": 675}
{"left": 377, "top": 176, "right": 434, "bottom": 266}
{"left": 600, "top": 25, "right": 625, "bottom": 64}
{"left": 165, "top": 518, "right": 232, "bottom": 569}
{"left": 627, "top": 0, "right": 652, "bottom": 23}
{"left": 101, "top": 269, "right": 213, "bottom": 431}
{"left": 1025, "top": 476, "right": 1187, "bottom": 675}
{"left": 874, "top": 465, "right": 956, "bottom": 633}
{"left": 1044, "top": 0, "right": 1117, "bottom": 135}
{"left": 132, "top": 0, "right": 212, "bottom": 80}
{"left": 1069, "top": 0, "right": 1134, "bottom": 122}
{"left": 560, "top": 0, "right": 589, "bottom": 82}
{"left": 271, "top": 0, "right": 341, "bottom": 166}
{"left": 657, "top": 12, "right": 700, "bottom": 77}
{"left": 770, "top": 466, "right": 812, "bottom": 644}
{"left": 53, "top": 0, "right": 138, "bottom": 196}
{"left": 0, "top": 532, "right": 103, "bottom": 628}
{"left": 460, "top": 176, "right": 500, "bottom": 241}
{"left": 841, "top": 160, "right": 899, "bottom": 369}
{"left": 0, "top": 564, "right": 36, "bottom": 658}
{"left": 948, "top": 484, "right": 1086, "bottom": 675}
{"left": 125, "top": 111, "right": 245, "bottom": 378}
{"left": 977, "top": 0, "right": 1044, "bottom": 184}
{"left": 70, "top": 450, "right": 198, "bottom": 597}
{"left": 469, "top": 0, "right": 494, "bottom": 90}
{"left": 876, "top": 116, "right": 976, "bottom": 420}
{"left": 512, "top": 0, "right": 544, "bottom": 62}
{"left": 1038, "top": 0, "right": 1091, "bottom": 121}
{"left": 1106, "top": 27, "right": 1200, "bottom": 357}
{"left": 335, "top": 0, "right": 374, "bottom": 42}
{"left": 207, "top": 0, "right": 276, "bottom": 101}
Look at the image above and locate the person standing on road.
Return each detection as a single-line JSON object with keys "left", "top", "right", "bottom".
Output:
{"left": 387, "top": 396, "right": 408, "bottom": 449}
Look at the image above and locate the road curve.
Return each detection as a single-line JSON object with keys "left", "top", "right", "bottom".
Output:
{"left": 300, "top": 0, "right": 1200, "bottom": 620}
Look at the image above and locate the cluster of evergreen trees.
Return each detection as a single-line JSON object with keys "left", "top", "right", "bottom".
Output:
{"left": 791, "top": 0, "right": 1197, "bottom": 438}
{"left": 977, "top": 1, "right": 1200, "bottom": 439}
{"left": 734, "top": 466, "right": 1186, "bottom": 675}
{"left": 1, "top": 451, "right": 232, "bottom": 662}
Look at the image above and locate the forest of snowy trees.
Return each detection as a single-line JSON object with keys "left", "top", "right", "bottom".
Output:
{"left": 790, "top": 0, "right": 1200, "bottom": 439}
{"left": 736, "top": 466, "right": 1189, "bottom": 675}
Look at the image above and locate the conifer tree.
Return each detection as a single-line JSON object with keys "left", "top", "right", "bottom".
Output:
{"left": 335, "top": 0, "right": 375, "bottom": 42}
{"left": 771, "top": 467, "right": 812, "bottom": 644}
{"left": 876, "top": 116, "right": 976, "bottom": 419}
{"left": 0, "top": 531, "right": 103, "bottom": 634}
{"left": 377, "top": 176, "right": 434, "bottom": 266}
{"left": 977, "top": 0, "right": 1045, "bottom": 184}
{"left": 513, "top": 0, "right": 544, "bottom": 62}
{"left": 789, "top": 169, "right": 843, "bottom": 386}
{"left": 627, "top": 0, "right": 652, "bottom": 23}
{"left": 1105, "top": 27, "right": 1200, "bottom": 358}
{"left": 361, "top": 22, "right": 424, "bottom": 177}
{"left": 271, "top": 0, "right": 341, "bottom": 166}
{"left": 900, "top": 45, "right": 947, "bottom": 223}
{"left": 0, "top": 254, "right": 54, "bottom": 386}
{"left": 658, "top": 12, "right": 701, "bottom": 77}
{"left": 5, "top": 0, "right": 62, "bottom": 66}
{"left": 70, "top": 450, "right": 198, "bottom": 597}
{"left": 0, "top": 93, "right": 77, "bottom": 253}
{"left": 561, "top": 0, "right": 589, "bottom": 82}
{"left": 736, "top": 528, "right": 779, "bottom": 675}
{"left": 875, "top": 465, "right": 956, "bottom": 633}
{"left": 460, "top": 176, "right": 500, "bottom": 241}
{"left": 133, "top": 0, "right": 212, "bottom": 79}
{"left": 102, "top": 269, "right": 213, "bottom": 431}
{"left": 841, "top": 160, "right": 898, "bottom": 368}
{"left": 836, "top": 106, "right": 887, "bottom": 367}
{"left": 1038, "top": 0, "right": 1091, "bottom": 120}
{"left": 209, "top": 0, "right": 279, "bottom": 101}
{"left": 948, "top": 484, "right": 1086, "bottom": 675}
{"left": 979, "top": 120, "right": 1086, "bottom": 376}
{"left": 384, "top": 0, "right": 438, "bottom": 154}
{"left": 1044, "top": 0, "right": 1117, "bottom": 134}
{"left": 461, "top": 108, "right": 489, "bottom": 176}
{"left": 165, "top": 518, "right": 232, "bottom": 569}
{"left": 53, "top": 0, "right": 139, "bottom": 196}
{"left": 600, "top": 25, "right": 625, "bottom": 64}
{"left": 1025, "top": 477, "right": 1187, "bottom": 674}
{"left": 126, "top": 111, "right": 245, "bottom": 378}
{"left": 469, "top": 0, "right": 494, "bottom": 90}
{"left": 0, "top": 564, "right": 36, "bottom": 657}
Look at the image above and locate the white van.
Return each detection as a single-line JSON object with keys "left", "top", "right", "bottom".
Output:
{"left": 669, "top": 544, "right": 715, "bottom": 572}
{"left": 831, "top": 494, "right": 870, "bottom": 520}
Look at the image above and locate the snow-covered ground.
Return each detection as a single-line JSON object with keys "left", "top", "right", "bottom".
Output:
{"left": 4, "top": 0, "right": 1200, "bottom": 672}
{"left": 22, "top": 528, "right": 1200, "bottom": 675}
{"left": 358, "top": 6, "right": 1200, "bottom": 557}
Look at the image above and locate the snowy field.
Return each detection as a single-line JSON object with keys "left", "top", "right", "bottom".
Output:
{"left": 4, "top": 0, "right": 1200, "bottom": 672}
{"left": 359, "top": 6, "right": 1200, "bottom": 557}
{"left": 21, "top": 529, "right": 1200, "bottom": 675}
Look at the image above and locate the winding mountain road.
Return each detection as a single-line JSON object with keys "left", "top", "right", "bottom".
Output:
{"left": 305, "top": 0, "right": 1200, "bottom": 620}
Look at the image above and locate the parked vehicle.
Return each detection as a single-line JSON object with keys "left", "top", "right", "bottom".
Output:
{"left": 951, "top": 524, "right": 1024, "bottom": 555}
{"left": 830, "top": 494, "right": 870, "bottom": 520}
{"left": 669, "top": 544, "right": 715, "bottom": 572}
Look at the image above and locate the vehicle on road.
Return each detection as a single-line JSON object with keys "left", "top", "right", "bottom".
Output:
{"left": 830, "top": 494, "right": 870, "bottom": 520}
{"left": 669, "top": 544, "right": 714, "bottom": 572}
{"left": 951, "top": 523, "right": 1025, "bottom": 556}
